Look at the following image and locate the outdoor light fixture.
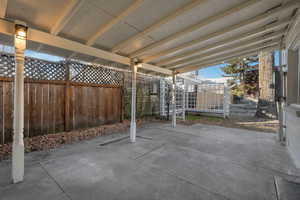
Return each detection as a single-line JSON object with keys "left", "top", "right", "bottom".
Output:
{"left": 15, "top": 24, "right": 28, "bottom": 40}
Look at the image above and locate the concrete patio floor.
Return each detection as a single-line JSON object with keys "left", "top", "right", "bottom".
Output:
{"left": 0, "top": 123, "right": 299, "bottom": 200}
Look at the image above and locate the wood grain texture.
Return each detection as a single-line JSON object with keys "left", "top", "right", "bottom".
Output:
{"left": 0, "top": 79, "right": 122, "bottom": 144}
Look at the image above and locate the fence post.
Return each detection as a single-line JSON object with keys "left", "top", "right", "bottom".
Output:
{"left": 64, "top": 61, "right": 71, "bottom": 132}
{"left": 223, "top": 86, "right": 230, "bottom": 118}
{"left": 160, "top": 79, "right": 166, "bottom": 117}
{"left": 182, "top": 79, "right": 186, "bottom": 120}
{"left": 172, "top": 72, "right": 176, "bottom": 128}
{"left": 12, "top": 22, "right": 27, "bottom": 183}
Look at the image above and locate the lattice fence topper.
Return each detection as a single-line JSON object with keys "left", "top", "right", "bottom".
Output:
{"left": 0, "top": 54, "right": 15, "bottom": 78}
{"left": 0, "top": 53, "right": 66, "bottom": 80}
{"left": 25, "top": 57, "right": 66, "bottom": 80}
{"left": 69, "top": 61, "right": 123, "bottom": 86}
{"left": 0, "top": 53, "right": 124, "bottom": 86}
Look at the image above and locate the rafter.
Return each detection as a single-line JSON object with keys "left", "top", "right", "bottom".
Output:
{"left": 156, "top": 18, "right": 290, "bottom": 66}
{"left": 176, "top": 45, "right": 279, "bottom": 74}
{"left": 86, "top": 0, "right": 144, "bottom": 46}
{"left": 51, "top": 0, "right": 84, "bottom": 35}
{"left": 0, "top": 0, "right": 7, "bottom": 18}
{"left": 172, "top": 41, "right": 279, "bottom": 70}
{"left": 286, "top": 9, "right": 300, "bottom": 49}
{"left": 130, "top": 0, "right": 262, "bottom": 58}
{"left": 111, "top": 0, "right": 208, "bottom": 52}
{"left": 140, "top": 1, "right": 299, "bottom": 63}
{"left": 167, "top": 31, "right": 284, "bottom": 69}
{"left": 0, "top": 19, "right": 172, "bottom": 75}
{"left": 176, "top": 43, "right": 279, "bottom": 73}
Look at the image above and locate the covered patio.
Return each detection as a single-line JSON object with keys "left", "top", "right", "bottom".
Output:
{"left": 1, "top": 123, "right": 299, "bottom": 200}
{"left": 1, "top": 0, "right": 300, "bottom": 199}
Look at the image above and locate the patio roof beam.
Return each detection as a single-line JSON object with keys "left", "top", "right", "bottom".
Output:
{"left": 70, "top": 0, "right": 144, "bottom": 60}
{"left": 176, "top": 45, "right": 279, "bottom": 74}
{"left": 141, "top": 1, "right": 299, "bottom": 63}
{"left": 86, "top": 0, "right": 144, "bottom": 46}
{"left": 156, "top": 18, "right": 290, "bottom": 66}
{"left": 167, "top": 31, "right": 284, "bottom": 68}
{"left": 111, "top": 0, "right": 208, "bottom": 53}
{"left": 51, "top": 0, "right": 84, "bottom": 35}
{"left": 129, "top": 0, "right": 262, "bottom": 58}
{"left": 0, "top": 0, "right": 7, "bottom": 18}
{"left": 0, "top": 19, "right": 172, "bottom": 75}
{"left": 139, "top": 63, "right": 172, "bottom": 75}
{"left": 176, "top": 44, "right": 279, "bottom": 73}
{"left": 176, "top": 41, "right": 279, "bottom": 70}
{"left": 37, "top": 0, "right": 84, "bottom": 53}
{"left": 286, "top": 9, "right": 300, "bottom": 50}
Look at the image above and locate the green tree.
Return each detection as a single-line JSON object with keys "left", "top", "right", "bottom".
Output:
{"left": 222, "top": 56, "right": 259, "bottom": 98}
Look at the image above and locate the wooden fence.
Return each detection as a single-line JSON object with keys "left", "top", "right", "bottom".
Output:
{"left": 0, "top": 54, "right": 123, "bottom": 144}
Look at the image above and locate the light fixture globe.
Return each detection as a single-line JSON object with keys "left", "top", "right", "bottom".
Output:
{"left": 15, "top": 24, "right": 28, "bottom": 39}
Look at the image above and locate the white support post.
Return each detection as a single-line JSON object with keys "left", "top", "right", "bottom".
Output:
{"left": 186, "top": 82, "right": 189, "bottom": 111}
{"left": 182, "top": 79, "right": 186, "bottom": 120}
{"left": 12, "top": 22, "right": 27, "bottom": 183}
{"left": 280, "top": 49, "right": 288, "bottom": 144}
{"left": 160, "top": 79, "right": 166, "bottom": 117}
{"left": 172, "top": 72, "right": 176, "bottom": 128}
{"left": 130, "top": 61, "right": 137, "bottom": 143}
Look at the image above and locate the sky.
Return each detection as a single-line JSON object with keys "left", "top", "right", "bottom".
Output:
{"left": 198, "top": 51, "right": 280, "bottom": 79}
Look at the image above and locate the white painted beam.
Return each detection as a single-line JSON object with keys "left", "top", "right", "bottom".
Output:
{"left": 167, "top": 31, "right": 284, "bottom": 68}
{"left": 130, "top": 0, "right": 262, "bottom": 58}
{"left": 0, "top": 19, "right": 172, "bottom": 75}
{"left": 156, "top": 18, "right": 290, "bottom": 66}
{"left": 0, "top": 19, "right": 129, "bottom": 63}
{"left": 175, "top": 41, "right": 279, "bottom": 70}
{"left": 0, "top": 0, "right": 8, "bottom": 18}
{"left": 286, "top": 10, "right": 300, "bottom": 50}
{"left": 141, "top": 1, "right": 299, "bottom": 63}
{"left": 139, "top": 63, "right": 172, "bottom": 75}
{"left": 176, "top": 44, "right": 279, "bottom": 73}
{"left": 86, "top": 0, "right": 144, "bottom": 46}
{"left": 51, "top": 0, "right": 84, "bottom": 35}
{"left": 112, "top": 0, "right": 208, "bottom": 53}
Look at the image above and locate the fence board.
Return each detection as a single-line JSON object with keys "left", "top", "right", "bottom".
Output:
{"left": 0, "top": 54, "right": 124, "bottom": 144}
{"left": 55, "top": 85, "right": 65, "bottom": 133}
{"left": 4, "top": 82, "right": 13, "bottom": 143}
{"left": 0, "top": 83, "right": 3, "bottom": 144}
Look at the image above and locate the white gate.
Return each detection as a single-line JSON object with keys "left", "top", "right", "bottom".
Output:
{"left": 160, "top": 78, "right": 185, "bottom": 119}
{"left": 186, "top": 83, "right": 230, "bottom": 118}
{"left": 160, "top": 77, "right": 230, "bottom": 118}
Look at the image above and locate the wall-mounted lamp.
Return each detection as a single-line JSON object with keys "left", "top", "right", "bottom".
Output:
{"left": 15, "top": 24, "right": 28, "bottom": 40}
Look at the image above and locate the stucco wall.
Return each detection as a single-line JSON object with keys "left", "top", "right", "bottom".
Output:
{"left": 286, "top": 105, "right": 300, "bottom": 169}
